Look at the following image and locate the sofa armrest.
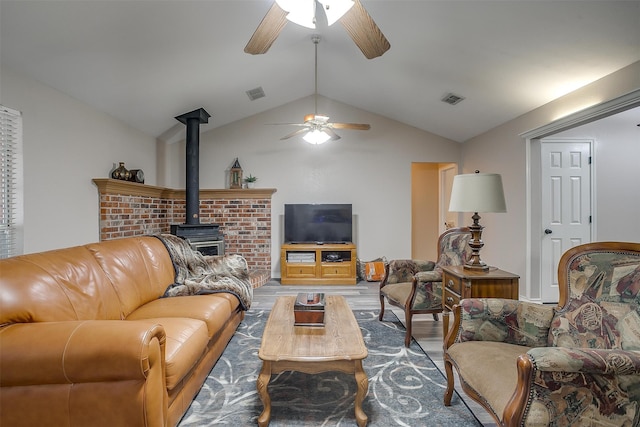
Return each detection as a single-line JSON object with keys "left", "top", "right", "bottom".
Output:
{"left": 414, "top": 270, "right": 441, "bottom": 283}
{"left": 526, "top": 346, "right": 640, "bottom": 375}
{"left": 380, "top": 259, "right": 436, "bottom": 287}
{"left": 455, "top": 298, "right": 555, "bottom": 347}
{"left": 0, "top": 320, "right": 166, "bottom": 386}
{"left": 503, "top": 347, "right": 640, "bottom": 426}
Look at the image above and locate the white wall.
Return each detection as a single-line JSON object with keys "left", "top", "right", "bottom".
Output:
{"left": 461, "top": 61, "right": 640, "bottom": 299}
{"left": 551, "top": 107, "right": 640, "bottom": 242}
{"left": 1, "top": 67, "right": 157, "bottom": 253}
{"left": 162, "top": 95, "right": 461, "bottom": 276}
{"left": 5, "top": 58, "right": 637, "bottom": 284}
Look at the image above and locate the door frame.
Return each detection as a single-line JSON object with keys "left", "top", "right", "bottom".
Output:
{"left": 520, "top": 88, "right": 640, "bottom": 303}
{"left": 439, "top": 164, "right": 458, "bottom": 234}
{"left": 410, "top": 162, "right": 458, "bottom": 261}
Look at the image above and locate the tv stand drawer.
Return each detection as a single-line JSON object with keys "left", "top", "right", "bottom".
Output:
{"left": 321, "top": 263, "right": 352, "bottom": 278}
{"left": 285, "top": 264, "right": 317, "bottom": 278}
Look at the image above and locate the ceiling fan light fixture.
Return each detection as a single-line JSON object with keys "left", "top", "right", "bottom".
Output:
{"left": 275, "top": 0, "right": 353, "bottom": 28}
{"left": 319, "top": 0, "right": 355, "bottom": 26}
{"left": 276, "top": 0, "right": 316, "bottom": 28}
{"left": 303, "top": 129, "right": 331, "bottom": 144}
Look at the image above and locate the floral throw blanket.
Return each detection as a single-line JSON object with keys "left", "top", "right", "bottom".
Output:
{"left": 155, "top": 234, "right": 252, "bottom": 310}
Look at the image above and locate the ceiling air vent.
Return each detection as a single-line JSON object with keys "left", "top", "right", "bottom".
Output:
{"left": 246, "top": 87, "right": 265, "bottom": 101}
{"left": 441, "top": 93, "right": 465, "bottom": 105}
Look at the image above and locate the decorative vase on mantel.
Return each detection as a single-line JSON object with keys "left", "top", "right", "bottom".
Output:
{"left": 111, "top": 162, "right": 130, "bottom": 181}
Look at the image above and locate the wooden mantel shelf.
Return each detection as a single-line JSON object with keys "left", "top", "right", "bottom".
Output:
{"left": 92, "top": 178, "right": 277, "bottom": 199}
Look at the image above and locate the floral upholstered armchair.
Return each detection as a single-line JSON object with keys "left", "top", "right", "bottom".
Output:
{"left": 444, "top": 241, "right": 640, "bottom": 426}
{"left": 379, "top": 227, "right": 471, "bottom": 347}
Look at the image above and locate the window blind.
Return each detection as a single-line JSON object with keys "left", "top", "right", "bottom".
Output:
{"left": 0, "top": 105, "right": 22, "bottom": 259}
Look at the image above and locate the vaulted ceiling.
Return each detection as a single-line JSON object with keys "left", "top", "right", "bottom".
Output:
{"left": 1, "top": 0, "right": 639, "bottom": 143}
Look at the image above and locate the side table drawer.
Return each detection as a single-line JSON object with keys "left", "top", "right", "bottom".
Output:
{"left": 444, "top": 274, "right": 462, "bottom": 294}
{"left": 444, "top": 289, "right": 460, "bottom": 309}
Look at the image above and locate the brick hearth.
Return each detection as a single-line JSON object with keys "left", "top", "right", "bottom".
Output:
{"left": 93, "top": 179, "right": 275, "bottom": 287}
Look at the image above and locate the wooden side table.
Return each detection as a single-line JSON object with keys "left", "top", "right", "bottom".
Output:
{"left": 441, "top": 265, "right": 519, "bottom": 337}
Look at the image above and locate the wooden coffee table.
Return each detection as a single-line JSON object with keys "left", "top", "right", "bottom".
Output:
{"left": 257, "top": 295, "right": 369, "bottom": 426}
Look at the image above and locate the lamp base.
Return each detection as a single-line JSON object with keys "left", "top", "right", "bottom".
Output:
{"left": 464, "top": 212, "right": 490, "bottom": 272}
{"left": 463, "top": 260, "right": 490, "bottom": 271}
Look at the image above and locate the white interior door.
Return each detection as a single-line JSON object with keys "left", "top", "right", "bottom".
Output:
{"left": 540, "top": 139, "right": 592, "bottom": 302}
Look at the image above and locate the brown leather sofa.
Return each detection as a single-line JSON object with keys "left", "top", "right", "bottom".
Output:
{"left": 0, "top": 236, "right": 247, "bottom": 427}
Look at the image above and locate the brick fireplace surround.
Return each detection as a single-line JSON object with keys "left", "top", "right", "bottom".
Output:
{"left": 93, "top": 179, "right": 275, "bottom": 288}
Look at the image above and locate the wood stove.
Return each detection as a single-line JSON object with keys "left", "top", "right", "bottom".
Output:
{"left": 171, "top": 107, "right": 224, "bottom": 255}
{"left": 190, "top": 239, "right": 225, "bottom": 256}
{"left": 170, "top": 223, "right": 224, "bottom": 256}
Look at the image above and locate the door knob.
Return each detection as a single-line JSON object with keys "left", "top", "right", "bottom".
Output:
{"left": 544, "top": 229, "right": 553, "bottom": 234}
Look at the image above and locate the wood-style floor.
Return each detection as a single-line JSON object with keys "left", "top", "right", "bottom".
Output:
{"left": 252, "top": 280, "right": 497, "bottom": 426}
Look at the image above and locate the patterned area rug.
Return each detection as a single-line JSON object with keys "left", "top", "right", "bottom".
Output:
{"left": 178, "top": 310, "right": 480, "bottom": 426}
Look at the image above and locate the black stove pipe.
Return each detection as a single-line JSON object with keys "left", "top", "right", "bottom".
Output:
{"left": 175, "top": 108, "right": 211, "bottom": 225}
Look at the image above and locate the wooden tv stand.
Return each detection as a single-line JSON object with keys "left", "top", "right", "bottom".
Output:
{"left": 280, "top": 243, "right": 357, "bottom": 285}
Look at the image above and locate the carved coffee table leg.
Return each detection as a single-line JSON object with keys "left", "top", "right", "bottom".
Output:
{"left": 353, "top": 360, "right": 369, "bottom": 427}
{"left": 256, "top": 361, "right": 272, "bottom": 427}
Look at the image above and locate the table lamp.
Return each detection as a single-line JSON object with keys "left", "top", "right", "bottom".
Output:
{"left": 448, "top": 171, "right": 507, "bottom": 271}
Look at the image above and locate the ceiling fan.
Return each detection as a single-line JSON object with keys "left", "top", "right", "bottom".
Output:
{"left": 245, "top": 0, "right": 390, "bottom": 59}
{"left": 274, "top": 35, "right": 371, "bottom": 144}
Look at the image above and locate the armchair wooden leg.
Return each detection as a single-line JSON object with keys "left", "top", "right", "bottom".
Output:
{"left": 404, "top": 311, "right": 412, "bottom": 347}
{"left": 379, "top": 295, "right": 385, "bottom": 321}
{"left": 444, "top": 357, "right": 455, "bottom": 406}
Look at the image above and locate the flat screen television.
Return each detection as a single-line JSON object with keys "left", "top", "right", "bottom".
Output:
{"left": 284, "top": 204, "right": 352, "bottom": 244}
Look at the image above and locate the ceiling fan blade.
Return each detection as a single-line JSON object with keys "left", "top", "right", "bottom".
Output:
{"left": 267, "top": 123, "right": 309, "bottom": 127}
{"left": 280, "top": 128, "right": 310, "bottom": 140}
{"left": 330, "top": 122, "right": 371, "bottom": 130}
{"left": 323, "top": 127, "right": 342, "bottom": 141}
{"left": 244, "top": 2, "right": 288, "bottom": 55}
{"left": 339, "top": 0, "right": 390, "bottom": 59}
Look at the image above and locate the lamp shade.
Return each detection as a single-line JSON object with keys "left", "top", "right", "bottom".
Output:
{"left": 449, "top": 173, "right": 507, "bottom": 213}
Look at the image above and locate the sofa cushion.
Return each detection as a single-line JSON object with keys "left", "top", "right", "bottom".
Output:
{"left": 133, "top": 318, "right": 208, "bottom": 391}
{"left": 548, "top": 249, "right": 640, "bottom": 350}
{"left": 86, "top": 237, "right": 176, "bottom": 318}
{"left": 356, "top": 257, "right": 386, "bottom": 281}
{"left": 127, "top": 295, "right": 234, "bottom": 340}
{"left": 459, "top": 299, "right": 555, "bottom": 347}
{"left": 364, "top": 261, "right": 385, "bottom": 281}
{"left": 0, "top": 246, "right": 122, "bottom": 323}
{"left": 447, "top": 341, "right": 532, "bottom": 420}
